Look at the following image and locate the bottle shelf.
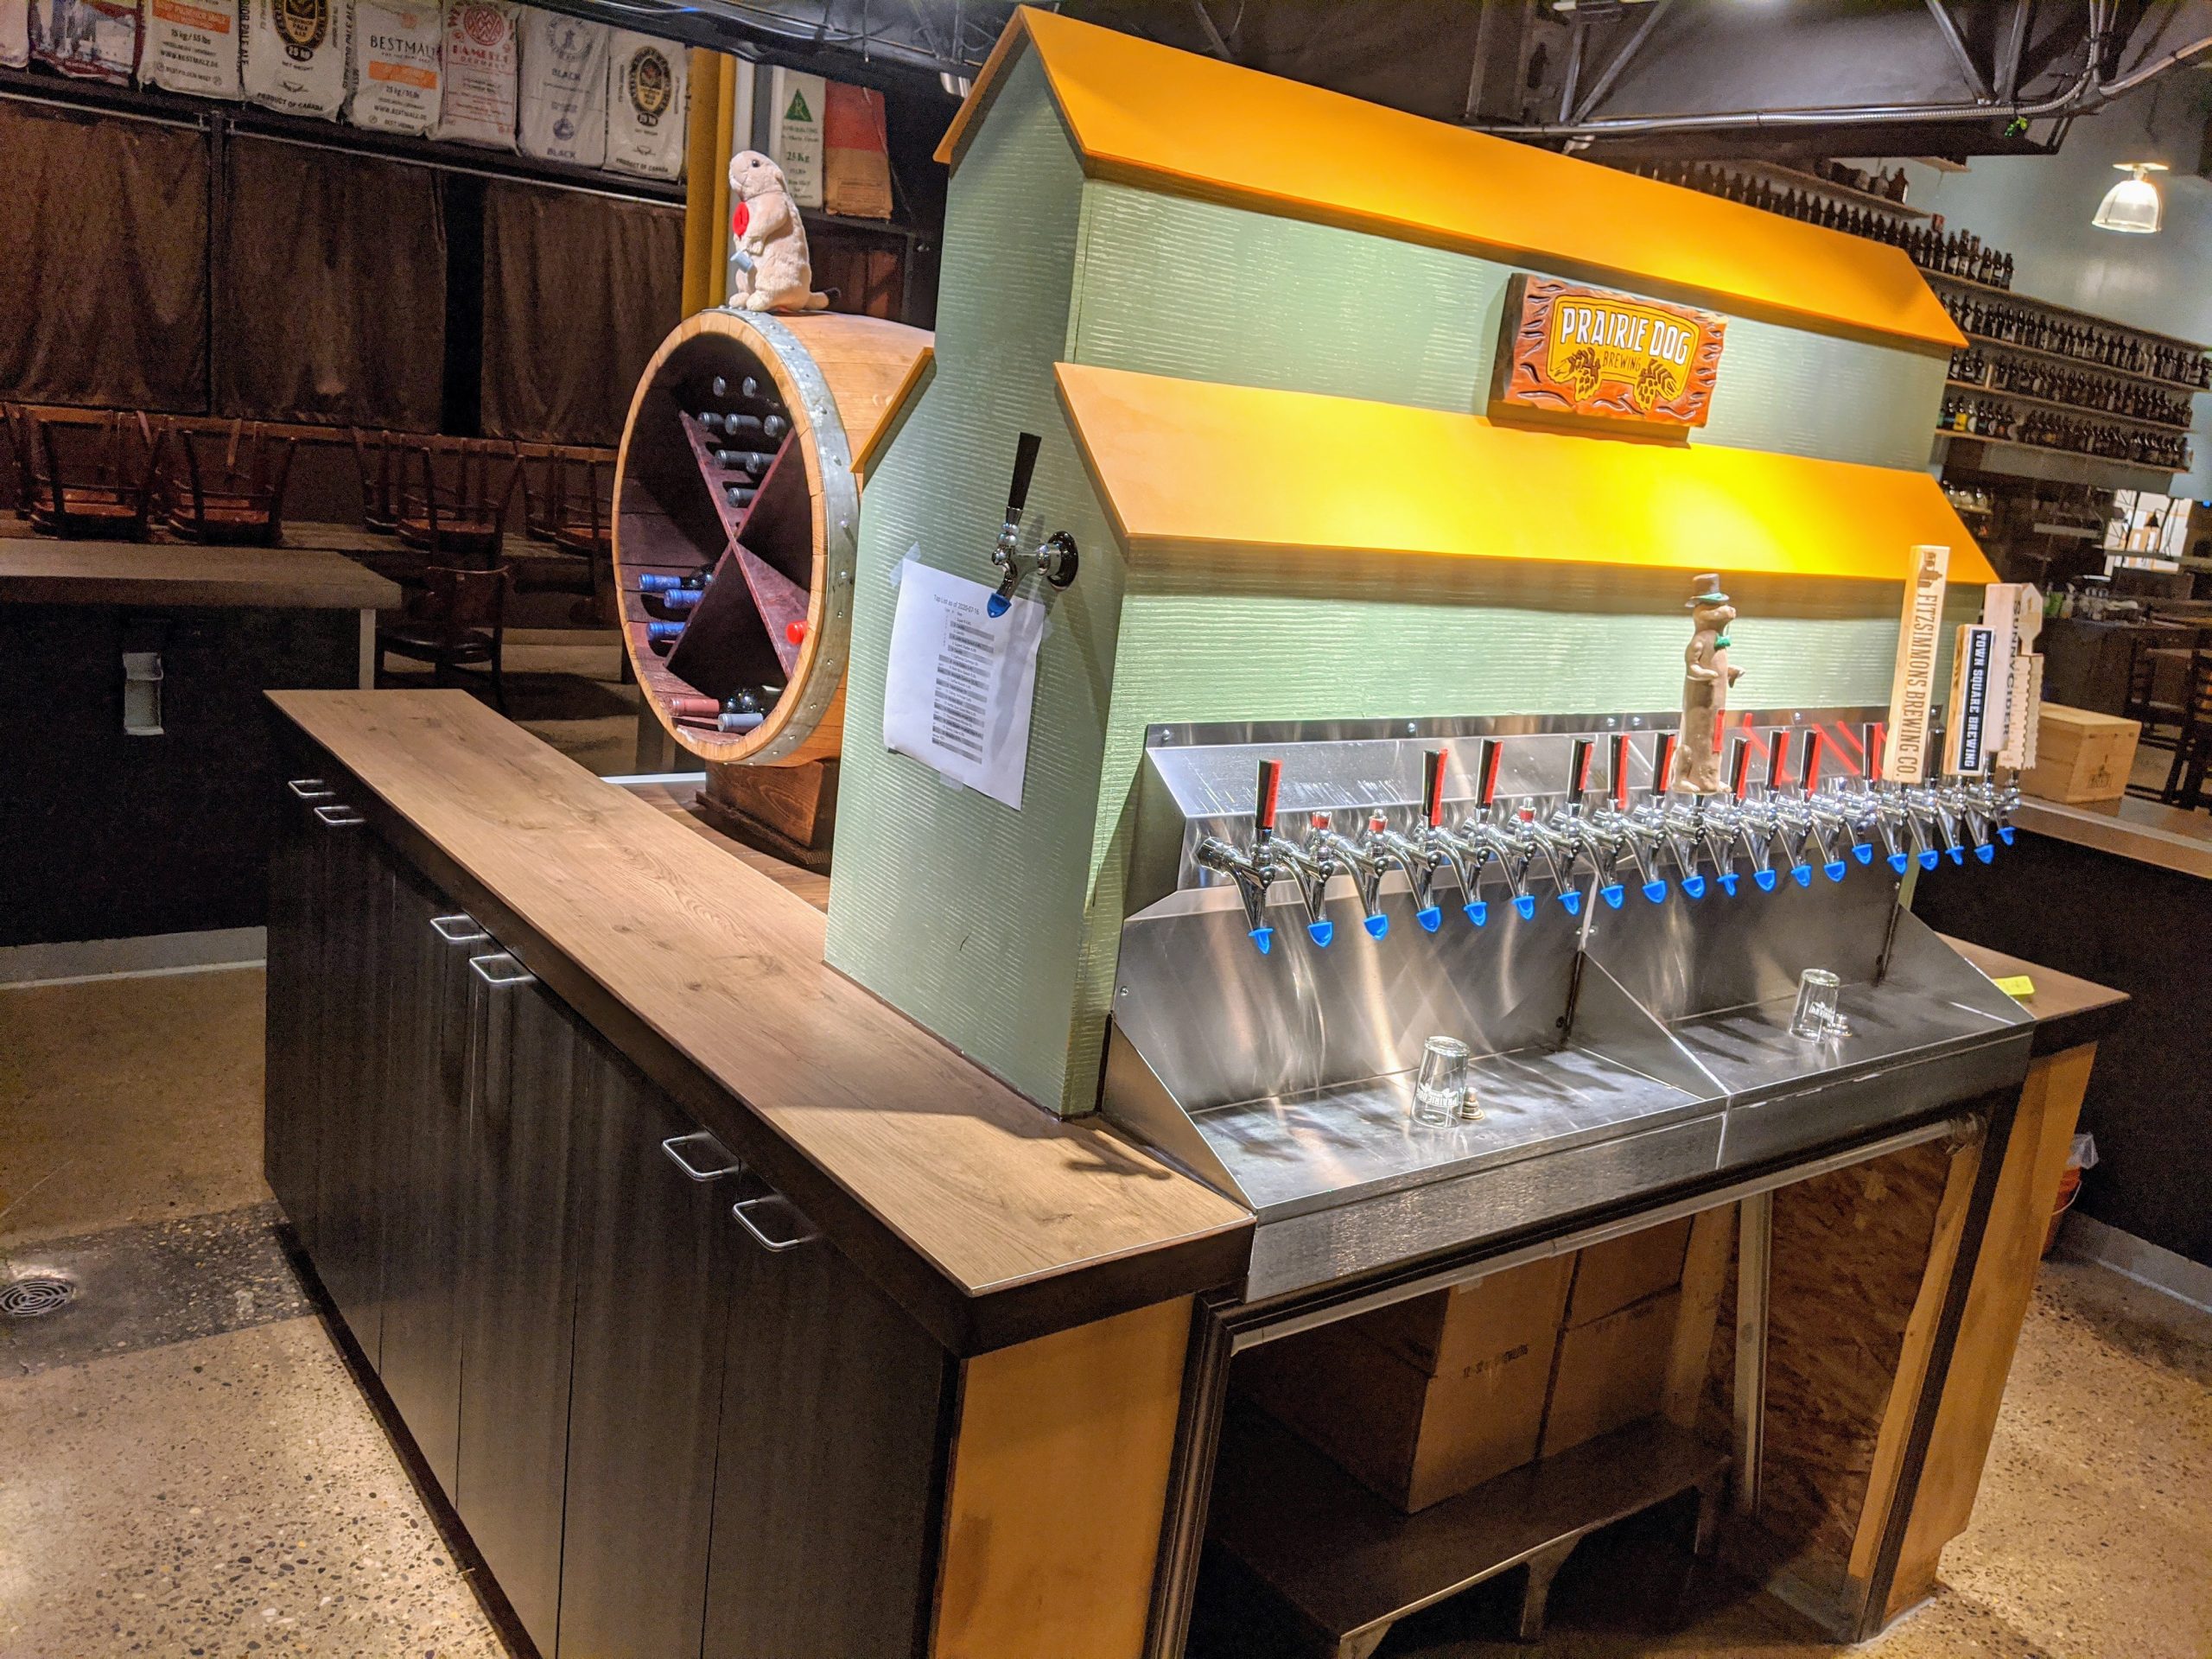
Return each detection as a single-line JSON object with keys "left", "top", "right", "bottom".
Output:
{"left": 1927, "top": 267, "right": 2209, "bottom": 357}
{"left": 1933, "top": 429, "right": 2191, "bottom": 475}
{"left": 1942, "top": 378, "right": 2194, "bottom": 435}
{"left": 1729, "top": 159, "right": 1930, "bottom": 219}
{"left": 1957, "top": 332, "right": 2208, "bottom": 397}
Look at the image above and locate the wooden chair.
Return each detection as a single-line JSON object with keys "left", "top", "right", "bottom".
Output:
{"left": 11, "top": 408, "right": 165, "bottom": 539}
{"left": 376, "top": 563, "right": 514, "bottom": 713}
{"left": 2159, "top": 650, "right": 2212, "bottom": 811}
{"left": 352, "top": 428, "right": 408, "bottom": 534}
{"left": 2121, "top": 635, "right": 2187, "bottom": 750}
{"left": 160, "top": 418, "right": 296, "bottom": 545}
{"left": 517, "top": 448, "right": 617, "bottom": 623}
{"left": 397, "top": 439, "right": 521, "bottom": 566}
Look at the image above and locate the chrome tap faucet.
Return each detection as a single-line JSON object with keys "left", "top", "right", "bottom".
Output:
{"left": 1446, "top": 738, "right": 1512, "bottom": 925}
{"left": 1373, "top": 750, "right": 1481, "bottom": 932}
{"left": 1757, "top": 731, "right": 1818, "bottom": 889}
{"left": 1193, "top": 757, "right": 1288, "bottom": 953}
{"left": 1789, "top": 731, "right": 1856, "bottom": 883}
{"left": 1312, "top": 812, "right": 1394, "bottom": 939}
{"left": 1594, "top": 732, "right": 1671, "bottom": 907}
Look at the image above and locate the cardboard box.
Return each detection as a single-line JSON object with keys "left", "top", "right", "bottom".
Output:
{"left": 1238, "top": 1255, "right": 1571, "bottom": 1513}
{"left": 2020, "top": 703, "right": 2139, "bottom": 804}
{"left": 1539, "top": 1287, "right": 1682, "bottom": 1459}
{"left": 1563, "top": 1217, "right": 1692, "bottom": 1328}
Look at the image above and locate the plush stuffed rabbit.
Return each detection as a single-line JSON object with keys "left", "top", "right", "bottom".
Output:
{"left": 727, "top": 149, "right": 831, "bottom": 314}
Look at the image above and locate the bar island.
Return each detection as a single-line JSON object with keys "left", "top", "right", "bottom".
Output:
{"left": 257, "top": 11, "right": 2129, "bottom": 1657}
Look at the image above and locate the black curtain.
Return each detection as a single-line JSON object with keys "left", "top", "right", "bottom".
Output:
{"left": 479, "top": 181, "right": 682, "bottom": 445}
{"left": 213, "top": 137, "right": 448, "bottom": 429}
{"left": 0, "top": 101, "right": 209, "bottom": 411}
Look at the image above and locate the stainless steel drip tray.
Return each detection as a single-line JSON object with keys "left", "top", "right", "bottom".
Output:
{"left": 1187, "top": 1045, "right": 1708, "bottom": 1223}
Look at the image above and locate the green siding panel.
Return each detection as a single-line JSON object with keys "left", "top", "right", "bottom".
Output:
{"left": 825, "top": 50, "right": 1130, "bottom": 1110}
{"left": 1068, "top": 181, "right": 1946, "bottom": 471}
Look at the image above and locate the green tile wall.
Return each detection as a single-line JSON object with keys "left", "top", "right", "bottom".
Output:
{"left": 832, "top": 41, "right": 1985, "bottom": 1116}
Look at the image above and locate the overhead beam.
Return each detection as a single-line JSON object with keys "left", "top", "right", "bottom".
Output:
{"left": 1924, "top": 0, "right": 1993, "bottom": 102}
{"left": 1996, "top": 0, "right": 2032, "bottom": 102}
{"left": 1573, "top": 0, "right": 1675, "bottom": 126}
{"left": 1185, "top": 0, "right": 1231, "bottom": 60}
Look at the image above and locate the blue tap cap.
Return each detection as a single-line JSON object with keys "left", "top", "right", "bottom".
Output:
{"left": 1416, "top": 905, "right": 1443, "bottom": 933}
{"left": 1889, "top": 851, "right": 1912, "bottom": 876}
{"left": 1824, "top": 859, "right": 1848, "bottom": 883}
{"left": 1600, "top": 883, "right": 1625, "bottom": 910}
{"left": 1513, "top": 893, "right": 1538, "bottom": 921}
{"left": 1719, "top": 872, "right": 1741, "bottom": 896}
{"left": 1364, "top": 913, "right": 1390, "bottom": 939}
{"left": 1789, "top": 864, "right": 1814, "bottom": 888}
{"left": 1249, "top": 925, "right": 1274, "bottom": 955}
{"left": 1681, "top": 874, "right": 1707, "bottom": 899}
{"left": 1998, "top": 825, "right": 2016, "bottom": 845}
{"left": 1754, "top": 868, "right": 1778, "bottom": 893}
{"left": 1559, "top": 890, "right": 1583, "bottom": 917}
{"left": 1918, "top": 849, "right": 1941, "bottom": 871}
{"left": 985, "top": 593, "right": 1011, "bottom": 619}
{"left": 1946, "top": 846, "right": 1965, "bottom": 866}
{"left": 1974, "top": 843, "right": 1995, "bottom": 864}
{"left": 1306, "top": 920, "right": 1334, "bottom": 947}
{"left": 1852, "top": 842, "right": 1875, "bottom": 866}
{"left": 1643, "top": 879, "right": 1670, "bottom": 905}
{"left": 1465, "top": 900, "right": 1488, "bottom": 928}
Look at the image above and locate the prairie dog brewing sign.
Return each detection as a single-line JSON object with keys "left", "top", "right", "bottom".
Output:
{"left": 1492, "top": 275, "right": 1726, "bottom": 429}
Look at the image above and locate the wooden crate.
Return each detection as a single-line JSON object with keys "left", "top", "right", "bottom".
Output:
{"left": 2020, "top": 703, "right": 2139, "bottom": 804}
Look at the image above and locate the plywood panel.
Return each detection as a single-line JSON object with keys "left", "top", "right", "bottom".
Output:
{"left": 931, "top": 1296, "right": 1192, "bottom": 1658}
{"left": 1885, "top": 1045, "right": 2098, "bottom": 1617}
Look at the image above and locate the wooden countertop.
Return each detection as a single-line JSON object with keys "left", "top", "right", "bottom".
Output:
{"left": 0, "top": 541, "right": 399, "bottom": 610}
{"left": 270, "top": 690, "right": 1251, "bottom": 1355}
{"left": 1941, "top": 936, "right": 2129, "bottom": 1058}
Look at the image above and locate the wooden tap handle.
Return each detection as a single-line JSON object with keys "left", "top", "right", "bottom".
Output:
{"left": 1255, "top": 758, "right": 1281, "bottom": 839}
{"left": 1655, "top": 730, "right": 1678, "bottom": 793}
{"left": 1799, "top": 729, "right": 1822, "bottom": 791}
{"left": 1570, "top": 736, "right": 1594, "bottom": 798}
{"left": 1611, "top": 733, "right": 1631, "bottom": 810}
{"left": 1422, "top": 749, "right": 1446, "bottom": 828}
{"left": 1766, "top": 730, "right": 1790, "bottom": 791}
{"left": 1477, "top": 738, "right": 1503, "bottom": 809}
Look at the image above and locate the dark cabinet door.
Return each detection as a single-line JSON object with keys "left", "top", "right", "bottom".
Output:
{"left": 376, "top": 869, "right": 485, "bottom": 1499}
{"left": 557, "top": 1057, "right": 743, "bottom": 1659}
{"left": 263, "top": 775, "right": 331, "bottom": 1235}
{"left": 308, "top": 802, "right": 393, "bottom": 1363}
{"left": 455, "top": 951, "right": 586, "bottom": 1659}
{"left": 702, "top": 1186, "right": 952, "bottom": 1659}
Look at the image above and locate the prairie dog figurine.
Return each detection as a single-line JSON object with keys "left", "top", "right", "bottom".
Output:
{"left": 1678, "top": 573, "right": 1743, "bottom": 793}
{"left": 726, "top": 149, "right": 830, "bottom": 314}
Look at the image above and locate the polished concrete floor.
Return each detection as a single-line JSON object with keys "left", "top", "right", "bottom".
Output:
{"left": 3, "top": 966, "right": 2209, "bottom": 1657}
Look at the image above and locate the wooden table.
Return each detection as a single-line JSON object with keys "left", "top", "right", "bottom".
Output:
{"left": 0, "top": 539, "right": 398, "bottom": 685}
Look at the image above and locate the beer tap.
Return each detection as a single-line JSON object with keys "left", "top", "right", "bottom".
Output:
{"left": 1312, "top": 811, "right": 1395, "bottom": 939}
{"left": 1904, "top": 766, "right": 1966, "bottom": 867}
{"left": 1792, "top": 732, "right": 1854, "bottom": 883}
{"left": 1374, "top": 750, "right": 1480, "bottom": 932}
{"left": 1728, "top": 735, "right": 1786, "bottom": 892}
{"left": 1513, "top": 737, "right": 1596, "bottom": 918}
{"left": 1593, "top": 732, "right": 1671, "bottom": 907}
{"left": 984, "top": 432, "right": 1078, "bottom": 619}
{"left": 1446, "top": 737, "right": 1515, "bottom": 926}
{"left": 1643, "top": 731, "right": 1711, "bottom": 899}
{"left": 1940, "top": 773, "right": 1999, "bottom": 864}
{"left": 1688, "top": 738, "right": 1751, "bottom": 897}
{"left": 1193, "top": 759, "right": 1288, "bottom": 954}
{"left": 1272, "top": 814, "right": 1344, "bottom": 946}
{"left": 1760, "top": 732, "right": 1820, "bottom": 888}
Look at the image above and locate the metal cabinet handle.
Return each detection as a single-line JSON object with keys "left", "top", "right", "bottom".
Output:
{"left": 314, "top": 804, "right": 365, "bottom": 826}
{"left": 661, "top": 1132, "right": 743, "bottom": 1181}
{"left": 431, "top": 913, "right": 489, "bottom": 944}
{"left": 731, "top": 1194, "right": 821, "bottom": 1254}
{"left": 286, "top": 778, "right": 334, "bottom": 798}
{"left": 468, "top": 952, "right": 537, "bottom": 988}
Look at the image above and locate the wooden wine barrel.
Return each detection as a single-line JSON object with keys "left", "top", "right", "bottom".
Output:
{"left": 613, "top": 307, "right": 931, "bottom": 767}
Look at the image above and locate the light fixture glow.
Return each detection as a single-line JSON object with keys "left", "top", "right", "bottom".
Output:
{"left": 2094, "top": 162, "right": 2168, "bottom": 234}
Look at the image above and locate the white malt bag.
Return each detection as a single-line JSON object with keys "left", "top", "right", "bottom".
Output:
{"left": 31, "top": 0, "right": 141, "bottom": 83}
{"left": 141, "top": 0, "right": 240, "bottom": 98}
{"left": 242, "top": 0, "right": 349, "bottom": 118}
{"left": 435, "top": 0, "right": 517, "bottom": 150}
{"left": 3, "top": 0, "right": 34, "bottom": 67}
{"left": 604, "top": 28, "right": 683, "bottom": 181}
{"left": 346, "top": 0, "right": 439, "bottom": 135}
{"left": 517, "top": 7, "right": 607, "bottom": 167}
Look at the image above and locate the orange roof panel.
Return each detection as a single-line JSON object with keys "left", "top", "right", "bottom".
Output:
{"left": 944, "top": 10, "right": 1963, "bottom": 354}
{"left": 1054, "top": 362, "right": 1996, "bottom": 587}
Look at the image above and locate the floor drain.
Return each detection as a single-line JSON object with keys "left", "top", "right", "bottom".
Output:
{"left": 0, "top": 1276, "right": 76, "bottom": 1319}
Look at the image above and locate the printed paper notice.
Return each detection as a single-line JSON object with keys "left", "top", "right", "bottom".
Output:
{"left": 882, "top": 563, "right": 1044, "bottom": 810}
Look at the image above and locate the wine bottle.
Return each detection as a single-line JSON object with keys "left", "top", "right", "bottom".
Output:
{"left": 639, "top": 570, "right": 709, "bottom": 594}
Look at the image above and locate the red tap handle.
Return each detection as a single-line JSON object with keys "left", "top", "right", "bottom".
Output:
{"left": 1766, "top": 730, "right": 1790, "bottom": 791}
{"left": 1423, "top": 749, "right": 1446, "bottom": 828}
{"left": 1655, "top": 730, "right": 1678, "bottom": 794}
{"left": 1477, "top": 738, "right": 1503, "bottom": 809}
{"left": 1799, "top": 730, "right": 1822, "bottom": 791}
{"left": 1863, "top": 722, "right": 1885, "bottom": 784}
{"left": 1729, "top": 738, "right": 1751, "bottom": 799}
{"left": 1611, "top": 733, "right": 1631, "bottom": 810}
{"left": 1255, "top": 759, "right": 1281, "bottom": 840}
{"left": 1570, "top": 736, "right": 1594, "bottom": 798}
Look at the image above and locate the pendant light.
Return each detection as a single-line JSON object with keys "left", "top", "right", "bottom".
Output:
{"left": 2094, "top": 162, "right": 2168, "bottom": 234}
